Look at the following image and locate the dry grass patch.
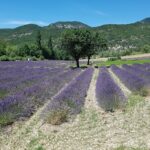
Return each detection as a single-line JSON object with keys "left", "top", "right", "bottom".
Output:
{"left": 45, "top": 109, "right": 68, "bottom": 125}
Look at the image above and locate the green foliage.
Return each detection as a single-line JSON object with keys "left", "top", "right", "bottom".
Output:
{"left": 17, "top": 44, "right": 30, "bottom": 57}
{"left": 61, "top": 29, "right": 107, "bottom": 66}
{"left": 36, "top": 30, "right": 42, "bottom": 50}
{"left": 41, "top": 48, "right": 51, "bottom": 59}
{"left": 84, "top": 31, "right": 107, "bottom": 65}
{"left": 61, "top": 29, "right": 88, "bottom": 67}
{"left": 123, "top": 94, "right": 144, "bottom": 112}
{"left": 95, "top": 22, "right": 150, "bottom": 49}
{"left": 114, "top": 145, "right": 147, "bottom": 150}
{"left": 47, "top": 35, "right": 56, "bottom": 59}
{"left": 0, "top": 55, "right": 10, "bottom": 61}
{"left": 141, "top": 45, "right": 150, "bottom": 53}
{"left": 35, "top": 146, "right": 45, "bottom": 150}
{"left": 0, "top": 20, "right": 149, "bottom": 61}
{"left": 0, "top": 40, "right": 6, "bottom": 56}
{"left": 0, "top": 112, "right": 14, "bottom": 126}
{"left": 135, "top": 88, "right": 148, "bottom": 97}
{"left": 47, "top": 36, "right": 53, "bottom": 51}
{"left": 0, "top": 90, "right": 7, "bottom": 99}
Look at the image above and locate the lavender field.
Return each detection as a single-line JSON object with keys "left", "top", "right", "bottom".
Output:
{"left": 0, "top": 61, "right": 150, "bottom": 149}
{"left": 0, "top": 61, "right": 150, "bottom": 127}
{"left": 0, "top": 60, "right": 82, "bottom": 125}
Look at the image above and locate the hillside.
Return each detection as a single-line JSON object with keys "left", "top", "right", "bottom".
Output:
{"left": 0, "top": 18, "right": 150, "bottom": 49}
{"left": 94, "top": 22, "right": 150, "bottom": 49}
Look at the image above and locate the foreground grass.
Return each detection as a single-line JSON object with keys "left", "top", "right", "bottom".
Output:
{"left": 0, "top": 94, "right": 150, "bottom": 150}
{"left": 0, "top": 112, "right": 15, "bottom": 126}
{"left": 95, "top": 59, "right": 150, "bottom": 67}
{"left": 124, "top": 94, "right": 144, "bottom": 111}
{"left": 115, "top": 145, "right": 148, "bottom": 150}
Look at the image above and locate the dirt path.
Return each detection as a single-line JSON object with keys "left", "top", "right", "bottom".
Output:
{"left": 84, "top": 68, "right": 100, "bottom": 110}
{"left": 122, "top": 53, "right": 150, "bottom": 60}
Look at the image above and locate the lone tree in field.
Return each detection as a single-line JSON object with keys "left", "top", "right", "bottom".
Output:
{"left": 85, "top": 32, "right": 107, "bottom": 65}
{"left": 61, "top": 29, "right": 92, "bottom": 68}
{"left": 61, "top": 29, "right": 107, "bottom": 67}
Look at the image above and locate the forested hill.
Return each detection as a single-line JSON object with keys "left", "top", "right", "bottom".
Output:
{"left": 0, "top": 18, "right": 150, "bottom": 49}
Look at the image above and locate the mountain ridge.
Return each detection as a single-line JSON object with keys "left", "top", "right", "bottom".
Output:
{"left": 0, "top": 17, "right": 149, "bottom": 49}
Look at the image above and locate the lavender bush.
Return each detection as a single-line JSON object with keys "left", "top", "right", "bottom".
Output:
{"left": 122, "top": 64, "right": 150, "bottom": 85}
{"left": 42, "top": 68, "right": 94, "bottom": 124}
{"left": 133, "top": 63, "right": 150, "bottom": 72}
{"left": 111, "top": 65, "right": 147, "bottom": 94}
{"left": 0, "top": 61, "right": 80, "bottom": 125}
{"left": 96, "top": 67, "right": 125, "bottom": 111}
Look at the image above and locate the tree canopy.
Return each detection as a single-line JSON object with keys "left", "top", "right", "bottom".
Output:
{"left": 61, "top": 29, "right": 107, "bottom": 67}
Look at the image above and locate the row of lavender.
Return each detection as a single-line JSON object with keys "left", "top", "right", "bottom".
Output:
{"left": 96, "top": 63, "right": 150, "bottom": 111}
{"left": 42, "top": 68, "right": 94, "bottom": 124}
{"left": 122, "top": 64, "right": 150, "bottom": 84}
{"left": 111, "top": 64, "right": 150, "bottom": 94}
{"left": 111, "top": 65, "right": 146, "bottom": 93}
{"left": 41, "top": 63, "right": 150, "bottom": 124}
{"left": 0, "top": 61, "right": 80, "bottom": 125}
{"left": 96, "top": 67, "right": 126, "bottom": 111}
{"left": 0, "top": 61, "right": 68, "bottom": 99}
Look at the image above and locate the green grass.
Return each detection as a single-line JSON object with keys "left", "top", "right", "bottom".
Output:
{"left": 28, "top": 138, "right": 45, "bottom": 150}
{"left": 0, "top": 105, "right": 22, "bottom": 126}
{"left": 0, "top": 112, "right": 14, "bottom": 126}
{"left": 114, "top": 145, "right": 148, "bottom": 150}
{"left": 0, "top": 90, "right": 8, "bottom": 99}
{"left": 124, "top": 94, "right": 144, "bottom": 112}
{"left": 95, "top": 59, "right": 150, "bottom": 67}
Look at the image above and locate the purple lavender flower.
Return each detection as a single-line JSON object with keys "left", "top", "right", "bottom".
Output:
{"left": 111, "top": 65, "right": 146, "bottom": 92}
{"left": 42, "top": 68, "right": 94, "bottom": 118}
{"left": 96, "top": 67, "right": 125, "bottom": 111}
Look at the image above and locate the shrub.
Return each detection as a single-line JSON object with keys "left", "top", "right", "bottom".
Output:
{"left": 0, "top": 55, "right": 10, "bottom": 61}
{"left": 0, "top": 112, "right": 14, "bottom": 126}
{"left": 138, "top": 88, "right": 148, "bottom": 97}
{"left": 46, "top": 109, "right": 68, "bottom": 125}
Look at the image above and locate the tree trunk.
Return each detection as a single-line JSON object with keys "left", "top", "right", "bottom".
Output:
{"left": 75, "top": 59, "right": 80, "bottom": 68}
{"left": 87, "top": 56, "right": 90, "bottom": 65}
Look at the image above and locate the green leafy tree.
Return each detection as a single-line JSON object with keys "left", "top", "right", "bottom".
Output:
{"left": 85, "top": 32, "right": 107, "bottom": 65}
{"left": 61, "top": 29, "right": 90, "bottom": 67}
{"left": 142, "top": 45, "right": 150, "bottom": 53}
{"left": 42, "top": 48, "right": 51, "bottom": 59}
{"left": 17, "top": 44, "right": 30, "bottom": 57}
{"left": 48, "top": 36, "right": 55, "bottom": 59}
{"left": 36, "top": 31, "right": 42, "bottom": 50}
{"left": 34, "top": 31, "right": 43, "bottom": 58}
{"left": 0, "top": 40, "right": 6, "bottom": 56}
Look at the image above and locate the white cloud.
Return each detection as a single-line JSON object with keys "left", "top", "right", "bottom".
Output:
{"left": 1, "top": 20, "right": 49, "bottom": 26}
{"left": 94, "top": 10, "right": 108, "bottom": 16}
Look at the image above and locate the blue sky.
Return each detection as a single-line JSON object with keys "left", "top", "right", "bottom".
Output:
{"left": 0, "top": 0, "right": 149, "bottom": 28}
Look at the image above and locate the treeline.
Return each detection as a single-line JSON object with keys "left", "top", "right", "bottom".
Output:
{"left": 61, "top": 29, "right": 107, "bottom": 67}
{"left": 0, "top": 30, "right": 71, "bottom": 61}
{"left": 0, "top": 28, "right": 150, "bottom": 66}
{"left": 0, "top": 29, "right": 107, "bottom": 65}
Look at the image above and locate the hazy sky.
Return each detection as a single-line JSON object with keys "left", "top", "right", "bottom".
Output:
{"left": 0, "top": 0, "right": 149, "bottom": 28}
